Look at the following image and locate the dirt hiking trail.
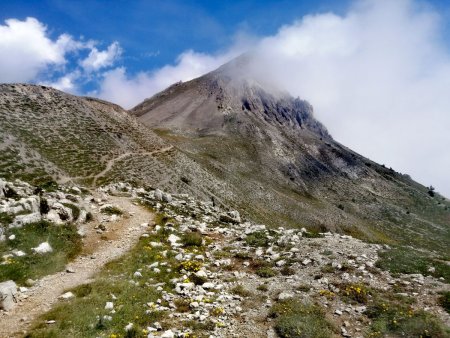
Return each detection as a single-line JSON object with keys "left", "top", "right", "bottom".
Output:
{"left": 0, "top": 194, "right": 154, "bottom": 338}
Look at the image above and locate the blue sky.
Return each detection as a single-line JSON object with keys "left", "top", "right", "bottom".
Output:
{"left": 0, "top": 0, "right": 352, "bottom": 77}
{"left": 1, "top": 0, "right": 450, "bottom": 196}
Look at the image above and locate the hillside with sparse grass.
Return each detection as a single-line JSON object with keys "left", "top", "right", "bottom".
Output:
{"left": 131, "top": 57, "right": 450, "bottom": 259}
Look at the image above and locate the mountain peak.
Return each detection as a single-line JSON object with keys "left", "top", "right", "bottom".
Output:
{"left": 131, "top": 56, "right": 330, "bottom": 139}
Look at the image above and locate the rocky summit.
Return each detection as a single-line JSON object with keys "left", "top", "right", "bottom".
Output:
{"left": 0, "top": 57, "right": 449, "bottom": 337}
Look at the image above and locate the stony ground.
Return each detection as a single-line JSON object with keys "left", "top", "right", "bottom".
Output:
{"left": 1, "top": 181, "right": 449, "bottom": 337}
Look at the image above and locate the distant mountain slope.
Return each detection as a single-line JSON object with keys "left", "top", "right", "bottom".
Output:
{"left": 131, "top": 57, "right": 450, "bottom": 255}
{"left": 0, "top": 84, "right": 233, "bottom": 204}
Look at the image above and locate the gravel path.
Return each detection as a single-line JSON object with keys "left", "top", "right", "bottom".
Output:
{"left": 0, "top": 194, "right": 154, "bottom": 338}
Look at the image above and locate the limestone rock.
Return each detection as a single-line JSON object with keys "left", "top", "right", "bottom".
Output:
{"left": 0, "top": 280, "right": 18, "bottom": 311}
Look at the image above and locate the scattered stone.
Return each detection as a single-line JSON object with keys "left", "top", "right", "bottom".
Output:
{"left": 59, "top": 292, "right": 75, "bottom": 300}
{"left": 0, "top": 280, "right": 18, "bottom": 311}
{"left": 32, "top": 242, "right": 53, "bottom": 254}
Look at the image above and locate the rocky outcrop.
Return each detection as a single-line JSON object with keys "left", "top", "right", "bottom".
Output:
{"left": 0, "top": 178, "right": 91, "bottom": 228}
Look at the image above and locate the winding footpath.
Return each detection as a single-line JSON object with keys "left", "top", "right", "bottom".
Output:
{"left": 0, "top": 195, "right": 154, "bottom": 338}
{"left": 92, "top": 146, "right": 174, "bottom": 186}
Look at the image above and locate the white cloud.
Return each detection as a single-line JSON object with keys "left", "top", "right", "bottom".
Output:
{"left": 1, "top": 4, "right": 449, "bottom": 196}
{"left": 244, "top": 0, "right": 450, "bottom": 196}
{"left": 42, "top": 71, "right": 81, "bottom": 93}
{"left": 95, "top": 0, "right": 450, "bottom": 196}
{"left": 80, "top": 42, "right": 122, "bottom": 71}
{"left": 95, "top": 49, "right": 241, "bottom": 109}
{"left": 0, "top": 17, "right": 121, "bottom": 91}
{"left": 0, "top": 17, "right": 72, "bottom": 82}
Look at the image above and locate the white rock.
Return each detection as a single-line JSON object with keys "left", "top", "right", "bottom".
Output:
{"left": 161, "top": 330, "right": 174, "bottom": 338}
{"left": 0, "top": 280, "right": 17, "bottom": 311}
{"left": 32, "top": 242, "right": 53, "bottom": 254}
{"left": 167, "top": 234, "right": 180, "bottom": 246}
{"left": 13, "top": 250, "right": 26, "bottom": 257}
{"left": 46, "top": 210, "right": 63, "bottom": 224}
{"left": 276, "top": 260, "right": 286, "bottom": 267}
{"left": 302, "top": 258, "right": 312, "bottom": 266}
{"left": 195, "top": 270, "right": 208, "bottom": 278}
{"left": 278, "top": 292, "right": 294, "bottom": 301}
{"left": 59, "top": 292, "right": 75, "bottom": 300}
{"left": 8, "top": 234, "right": 15, "bottom": 240}
{"left": 105, "top": 302, "right": 114, "bottom": 310}
{"left": 11, "top": 212, "right": 41, "bottom": 228}
{"left": 202, "top": 282, "right": 215, "bottom": 289}
{"left": 125, "top": 323, "right": 134, "bottom": 331}
{"left": 134, "top": 271, "right": 143, "bottom": 278}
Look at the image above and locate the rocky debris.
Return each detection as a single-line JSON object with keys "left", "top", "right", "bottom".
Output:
{"left": 0, "top": 280, "right": 18, "bottom": 311}
{"left": 3, "top": 182, "right": 448, "bottom": 337}
{"left": 219, "top": 210, "right": 241, "bottom": 224}
{"left": 91, "top": 183, "right": 450, "bottom": 337}
{"left": 0, "top": 178, "right": 91, "bottom": 227}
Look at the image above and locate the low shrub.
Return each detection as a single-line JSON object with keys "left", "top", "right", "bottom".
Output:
{"left": 100, "top": 206, "right": 123, "bottom": 216}
{"left": 270, "top": 298, "right": 334, "bottom": 338}
{"left": 245, "top": 231, "right": 270, "bottom": 247}
{"left": 376, "top": 247, "right": 450, "bottom": 283}
{"left": 366, "top": 292, "right": 449, "bottom": 337}
{"left": 62, "top": 203, "right": 80, "bottom": 221}
{"left": 438, "top": 291, "right": 450, "bottom": 314}
{"left": 231, "top": 284, "right": 252, "bottom": 297}
{"left": 181, "top": 232, "right": 203, "bottom": 247}
{"left": 341, "top": 283, "right": 369, "bottom": 304}
{"left": 256, "top": 266, "right": 277, "bottom": 278}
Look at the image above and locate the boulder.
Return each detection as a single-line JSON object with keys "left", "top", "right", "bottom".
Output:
{"left": 0, "top": 280, "right": 18, "bottom": 311}
{"left": 219, "top": 210, "right": 241, "bottom": 224}
{"left": 162, "top": 193, "right": 172, "bottom": 203}
{"left": 154, "top": 189, "right": 163, "bottom": 201}
{"left": 32, "top": 242, "right": 53, "bottom": 254}
{"left": 46, "top": 210, "right": 63, "bottom": 224}
{"left": 11, "top": 212, "right": 41, "bottom": 228}
{"left": 51, "top": 203, "right": 72, "bottom": 222}
{"left": 0, "top": 178, "right": 6, "bottom": 198}
{"left": 278, "top": 292, "right": 294, "bottom": 301}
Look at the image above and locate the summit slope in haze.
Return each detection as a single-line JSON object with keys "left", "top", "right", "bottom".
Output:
{"left": 131, "top": 56, "right": 450, "bottom": 255}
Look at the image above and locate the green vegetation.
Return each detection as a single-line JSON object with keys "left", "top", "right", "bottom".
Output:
{"left": 230, "top": 284, "right": 252, "bottom": 297}
{"left": 366, "top": 292, "right": 449, "bottom": 337}
{"left": 296, "top": 284, "right": 311, "bottom": 292}
{"left": 0, "top": 221, "right": 81, "bottom": 284}
{"left": 62, "top": 203, "right": 80, "bottom": 221}
{"left": 181, "top": 231, "right": 203, "bottom": 247}
{"left": 257, "top": 283, "right": 268, "bottom": 292}
{"left": 376, "top": 246, "right": 450, "bottom": 283}
{"left": 0, "top": 212, "right": 14, "bottom": 226}
{"left": 270, "top": 298, "right": 334, "bottom": 338}
{"left": 100, "top": 206, "right": 123, "bottom": 216}
{"left": 256, "top": 266, "right": 277, "bottom": 278}
{"left": 340, "top": 283, "right": 369, "bottom": 304}
{"left": 26, "top": 215, "right": 184, "bottom": 337}
{"left": 438, "top": 291, "right": 450, "bottom": 314}
{"left": 280, "top": 265, "right": 295, "bottom": 276}
{"left": 245, "top": 231, "right": 270, "bottom": 247}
